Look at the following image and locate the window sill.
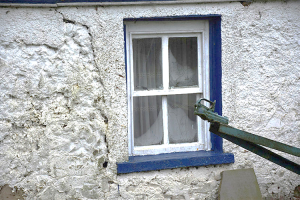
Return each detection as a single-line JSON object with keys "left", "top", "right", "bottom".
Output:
{"left": 117, "top": 151, "right": 234, "bottom": 174}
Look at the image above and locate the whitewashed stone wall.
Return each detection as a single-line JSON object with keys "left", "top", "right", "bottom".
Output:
{"left": 0, "top": 1, "right": 299, "bottom": 199}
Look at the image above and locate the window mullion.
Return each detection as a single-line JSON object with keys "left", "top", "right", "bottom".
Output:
{"left": 162, "top": 97, "right": 168, "bottom": 145}
{"left": 162, "top": 36, "right": 169, "bottom": 145}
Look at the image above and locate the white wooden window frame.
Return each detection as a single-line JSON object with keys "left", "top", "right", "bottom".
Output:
{"left": 125, "top": 20, "right": 210, "bottom": 156}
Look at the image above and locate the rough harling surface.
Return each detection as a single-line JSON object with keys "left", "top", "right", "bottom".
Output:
{"left": 0, "top": 1, "right": 299, "bottom": 199}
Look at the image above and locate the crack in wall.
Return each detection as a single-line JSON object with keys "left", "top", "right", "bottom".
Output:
{"left": 14, "top": 39, "right": 59, "bottom": 51}
{"left": 55, "top": 9, "right": 106, "bottom": 88}
{"left": 2, "top": 3, "right": 299, "bottom": 199}
{"left": 0, "top": 8, "right": 115, "bottom": 200}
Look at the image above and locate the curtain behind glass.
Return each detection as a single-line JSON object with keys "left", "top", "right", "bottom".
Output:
{"left": 168, "top": 94, "right": 197, "bottom": 144}
{"left": 132, "top": 37, "right": 200, "bottom": 147}
{"left": 133, "top": 38, "right": 162, "bottom": 91}
{"left": 169, "top": 37, "right": 198, "bottom": 88}
{"left": 133, "top": 96, "right": 163, "bottom": 146}
{"left": 168, "top": 37, "right": 198, "bottom": 143}
{"left": 133, "top": 38, "right": 163, "bottom": 146}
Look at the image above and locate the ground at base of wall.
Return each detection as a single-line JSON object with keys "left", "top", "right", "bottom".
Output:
{"left": 0, "top": 185, "right": 25, "bottom": 200}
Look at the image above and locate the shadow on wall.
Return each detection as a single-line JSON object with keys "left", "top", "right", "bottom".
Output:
{"left": 0, "top": 185, "right": 24, "bottom": 200}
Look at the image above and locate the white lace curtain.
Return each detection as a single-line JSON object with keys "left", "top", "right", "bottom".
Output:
{"left": 133, "top": 37, "right": 198, "bottom": 146}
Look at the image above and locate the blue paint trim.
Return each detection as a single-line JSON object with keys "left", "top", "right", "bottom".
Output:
{"left": 117, "top": 151, "right": 234, "bottom": 174}
{"left": 123, "top": 24, "right": 128, "bottom": 82}
{"left": 209, "top": 16, "right": 223, "bottom": 153}
{"left": 118, "top": 15, "right": 232, "bottom": 174}
{"left": 124, "top": 15, "right": 222, "bottom": 22}
{"left": 125, "top": 15, "right": 222, "bottom": 152}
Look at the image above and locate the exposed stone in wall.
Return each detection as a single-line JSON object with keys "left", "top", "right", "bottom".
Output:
{"left": 118, "top": 167, "right": 225, "bottom": 200}
{"left": 0, "top": 8, "right": 118, "bottom": 199}
{"left": 0, "top": 1, "right": 299, "bottom": 199}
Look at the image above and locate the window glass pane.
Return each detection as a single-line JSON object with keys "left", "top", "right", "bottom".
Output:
{"left": 169, "top": 37, "right": 198, "bottom": 88}
{"left": 133, "top": 96, "right": 163, "bottom": 146}
{"left": 133, "top": 38, "right": 163, "bottom": 91}
{"left": 167, "top": 94, "right": 197, "bottom": 144}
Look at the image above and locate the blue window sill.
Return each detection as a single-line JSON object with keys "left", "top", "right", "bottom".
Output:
{"left": 117, "top": 151, "right": 234, "bottom": 174}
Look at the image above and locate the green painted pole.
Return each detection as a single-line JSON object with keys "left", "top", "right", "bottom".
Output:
{"left": 218, "top": 124, "right": 300, "bottom": 157}
{"left": 194, "top": 98, "right": 300, "bottom": 174}
{"left": 210, "top": 123, "right": 300, "bottom": 175}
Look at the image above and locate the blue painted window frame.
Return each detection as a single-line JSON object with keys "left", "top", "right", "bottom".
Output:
{"left": 118, "top": 15, "right": 234, "bottom": 174}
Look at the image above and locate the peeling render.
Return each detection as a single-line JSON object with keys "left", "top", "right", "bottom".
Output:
{"left": 0, "top": 1, "right": 300, "bottom": 199}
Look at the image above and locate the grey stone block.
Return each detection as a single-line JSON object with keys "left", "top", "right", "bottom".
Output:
{"left": 219, "top": 168, "right": 262, "bottom": 200}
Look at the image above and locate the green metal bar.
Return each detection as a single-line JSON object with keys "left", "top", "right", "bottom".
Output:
{"left": 210, "top": 123, "right": 300, "bottom": 175}
{"left": 218, "top": 124, "right": 300, "bottom": 157}
{"left": 194, "top": 98, "right": 300, "bottom": 174}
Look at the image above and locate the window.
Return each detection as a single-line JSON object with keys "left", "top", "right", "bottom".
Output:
{"left": 118, "top": 16, "right": 234, "bottom": 173}
{"left": 125, "top": 20, "right": 210, "bottom": 156}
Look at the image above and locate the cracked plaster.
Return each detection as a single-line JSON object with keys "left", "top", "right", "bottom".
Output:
{"left": 0, "top": 1, "right": 300, "bottom": 199}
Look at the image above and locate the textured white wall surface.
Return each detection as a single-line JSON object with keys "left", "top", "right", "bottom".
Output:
{"left": 0, "top": 1, "right": 299, "bottom": 199}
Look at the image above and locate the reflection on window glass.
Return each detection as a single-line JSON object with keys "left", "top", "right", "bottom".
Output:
{"left": 169, "top": 37, "right": 198, "bottom": 88}
{"left": 133, "top": 38, "right": 163, "bottom": 91}
{"left": 167, "top": 94, "right": 197, "bottom": 144}
{"left": 133, "top": 96, "right": 163, "bottom": 146}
